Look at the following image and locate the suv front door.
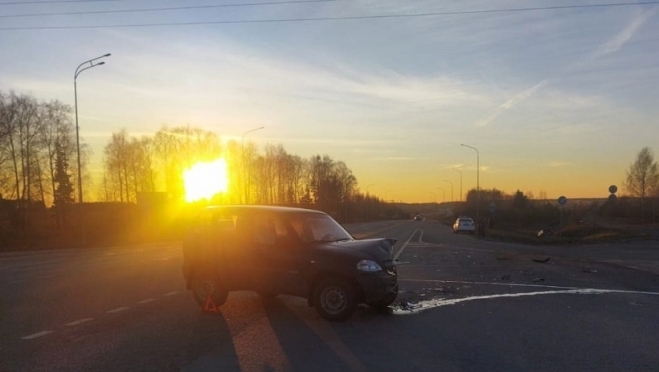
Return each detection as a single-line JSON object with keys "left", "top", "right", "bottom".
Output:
{"left": 249, "top": 212, "right": 308, "bottom": 297}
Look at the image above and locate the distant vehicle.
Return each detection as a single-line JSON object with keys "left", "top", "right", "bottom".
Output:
{"left": 453, "top": 217, "right": 475, "bottom": 234}
{"left": 537, "top": 228, "right": 555, "bottom": 237}
{"left": 182, "top": 205, "right": 398, "bottom": 321}
{"left": 414, "top": 215, "right": 424, "bottom": 221}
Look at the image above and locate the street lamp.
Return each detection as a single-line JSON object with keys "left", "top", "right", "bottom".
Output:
{"left": 443, "top": 179, "right": 453, "bottom": 202}
{"left": 460, "top": 143, "right": 480, "bottom": 235}
{"left": 452, "top": 167, "right": 463, "bottom": 202}
{"left": 74, "top": 52, "right": 110, "bottom": 245}
{"left": 241, "top": 126, "right": 264, "bottom": 204}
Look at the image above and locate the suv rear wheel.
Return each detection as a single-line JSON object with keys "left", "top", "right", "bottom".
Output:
{"left": 313, "top": 278, "right": 358, "bottom": 322}
{"left": 191, "top": 270, "right": 228, "bottom": 311}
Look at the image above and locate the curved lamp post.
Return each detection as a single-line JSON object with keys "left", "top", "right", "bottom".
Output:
{"left": 452, "top": 168, "right": 463, "bottom": 202}
{"left": 436, "top": 187, "right": 445, "bottom": 203}
{"left": 443, "top": 179, "right": 453, "bottom": 202}
{"left": 74, "top": 53, "right": 110, "bottom": 244}
{"left": 460, "top": 143, "right": 480, "bottom": 235}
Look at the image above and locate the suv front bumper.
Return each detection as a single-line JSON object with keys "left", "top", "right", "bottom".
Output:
{"left": 356, "top": 270, "right": 398, "bottom": 304}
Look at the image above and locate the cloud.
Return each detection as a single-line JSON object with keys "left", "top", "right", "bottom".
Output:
{"left": 476, "top": 8, "right": 655, "bottom": 128}
{"left": 476, "top": 80, "right": 548, "bottom": 127}
{"left": 597, "top": 9, "right": 655, "bottom": 57}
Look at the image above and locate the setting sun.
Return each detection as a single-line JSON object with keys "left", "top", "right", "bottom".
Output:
{"left": 183, "top": 158, "right": 229, "bottom": 202}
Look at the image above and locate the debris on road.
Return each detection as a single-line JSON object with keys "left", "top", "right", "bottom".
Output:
{"left": 532, "top": 277, "right": 545, "bottom": 282}
{"left": 582, "top": 268, "right": 598, "bottom": 273}
{"left": 397, "top": 300, "right": 420, "bottom": 311}
{"left": 532, "top": 257, "right": 551, "bottom": 263}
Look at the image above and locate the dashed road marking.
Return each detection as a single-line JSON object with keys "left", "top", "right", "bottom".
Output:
{"left": 394, "top": 228, "right": 422, "bottom": 260}
{"left": 106, "top": 306, "right": 130, "bottom": 313}
{"left": 66, "top": 318, "right": 94, "bottom": 326}
{"left": 22, "top": 330, "right": 53, "bottom": 340}
{"left": 163, "top": 291, "right": 179, "bottom": 296}
{"left": 138, "top": 298, "right": 156, "bottom": 304}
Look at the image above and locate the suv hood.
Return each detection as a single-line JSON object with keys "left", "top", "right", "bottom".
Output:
{"left": 318, "top": 238, "right": 397, "bottom": 261}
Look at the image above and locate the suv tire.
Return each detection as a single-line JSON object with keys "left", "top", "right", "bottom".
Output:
{"left": 313, "top": 278, "right": 358, "bottom": 322}
{"left": 191, "top": 270, "right": 228, "bottom": 310}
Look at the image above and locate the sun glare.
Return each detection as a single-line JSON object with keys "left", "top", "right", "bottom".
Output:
{"left": 183, "top": 158, "right": 229, "bottom": 202}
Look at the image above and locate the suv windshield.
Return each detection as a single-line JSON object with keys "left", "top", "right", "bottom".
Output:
{"left": 288, "top": 213, "right": 353, "bottom": 243}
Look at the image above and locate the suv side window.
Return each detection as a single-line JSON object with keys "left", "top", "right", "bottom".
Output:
{"left": 253, "top": 214, "right": 289, "bottom": 246}
{"left": 212, "top": 212, "right": 237, "bottom": 231}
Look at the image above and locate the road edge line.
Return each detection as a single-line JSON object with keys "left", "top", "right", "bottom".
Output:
{"left": 394, "top": 228, "right": 421, "bottom": 260}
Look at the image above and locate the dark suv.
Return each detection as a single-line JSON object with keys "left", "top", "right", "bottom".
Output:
{"left": 182, "top": 205, "right": 398, "bottom": 321}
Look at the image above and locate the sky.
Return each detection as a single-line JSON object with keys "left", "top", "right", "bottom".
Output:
{"left": 2, "top": 0, "right": 659, "bottom": 203}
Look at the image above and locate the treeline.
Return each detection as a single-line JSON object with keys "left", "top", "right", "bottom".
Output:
{"left": 451, "top": 188, "right": 561, "bottom": 228}
{"left": 0, "top": 91, "right": 84, "bottom": 211}
{"left": 101, "top": 126, "right": 402, "bottom": 222}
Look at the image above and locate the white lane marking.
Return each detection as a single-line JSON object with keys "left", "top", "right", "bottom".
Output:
{"left": 138, "top": 298, "right": 156, "bottom": 304}
{"left": 163, "top": 291, "right": 179, "bottom": 296}
{"left": 106, "top": 307, "right": 130, "bottom": 313}
{"left": 394, "top": 228, "right": 422, "bottom": 260}
{"left": 399, "top": 279, "right": 659, "bottom": 295}
{"left": 400, "top": 279, "right": 576, "bottom": 290}
{"left": 395, "top": 288, "right": 659, "bottom": 315}
{"left": 22, "top": 330, "right": 53, "bottom": 340}
{"left": 66, "top": 318, "right": 94, "bottom": 326}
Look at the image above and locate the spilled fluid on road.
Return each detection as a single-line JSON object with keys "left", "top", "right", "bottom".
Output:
{"left": 392, "top": 288, "right": 610, "bottom": 315}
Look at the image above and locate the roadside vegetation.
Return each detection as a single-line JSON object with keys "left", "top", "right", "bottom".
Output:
{"left": 438, "top": 147, "right": 659, "bottom": 244}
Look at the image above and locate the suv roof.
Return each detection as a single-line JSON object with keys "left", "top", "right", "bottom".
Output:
{"left": 202, "top": 205, "right": 327, "bottom": 215}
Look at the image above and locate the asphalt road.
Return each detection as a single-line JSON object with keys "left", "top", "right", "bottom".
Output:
{"left": 2, "top": 219, "right": 658, "bottom": 372}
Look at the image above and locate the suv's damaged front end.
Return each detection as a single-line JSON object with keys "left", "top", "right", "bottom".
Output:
{"left": 315, "top": 237, "right": 398, "bottom": 308}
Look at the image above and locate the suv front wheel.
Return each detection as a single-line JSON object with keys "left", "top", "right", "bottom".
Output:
{"left": 313, "top": 278, "right": 358, "bottom": 322}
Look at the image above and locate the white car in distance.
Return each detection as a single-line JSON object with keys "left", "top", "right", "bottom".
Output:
{"left": 453, "top": 217, "right": 475, "bottom": 234}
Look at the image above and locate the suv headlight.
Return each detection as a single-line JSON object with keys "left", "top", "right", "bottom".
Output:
{"left": 356, "top": 260, "right": 382, "bottom": 272}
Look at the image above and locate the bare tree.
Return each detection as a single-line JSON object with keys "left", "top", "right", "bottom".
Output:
{"left": 151, "top": 126, "right": 222, "bottom": 200}
{"left": 38, "top": 100, "right": 74, "bottom": 206}
{"left": 104, "top": 129, "right": 131, "bottom": 202}
{"left": 0, "top": 92, "right": 17, "bottom": 198}
{"left": 625, "top": 147, "right": 659, "bottom": 218}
